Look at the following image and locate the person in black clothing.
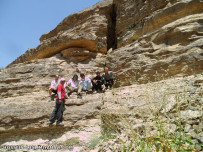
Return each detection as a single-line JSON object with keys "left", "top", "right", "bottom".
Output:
{"left": 92, "top": 71, "right": 104, "bottom": 91}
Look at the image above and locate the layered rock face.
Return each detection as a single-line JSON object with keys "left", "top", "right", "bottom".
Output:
{"left": 0, "top": 55, "right": 105, "bottom": 147}
{"left": 0, "top": 0, "right": 203, "bottom": 151}
{"left": 0, "top": 53, "right": 105, "bottom": 98}
{"left": 115, "top": 0, "right": 203, "bottom": 47}
{"left": 107, "top": 0, "right": 203, "bottom": 86}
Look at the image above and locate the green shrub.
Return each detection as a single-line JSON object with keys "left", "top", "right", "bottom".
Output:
{"left": 89, "top": 131, "right": 117, "bottom": 149}
{"left": 121, "top": 124, "right": 198, "bottom": 151}
{"left": 89, "top": 136, "right": 102, "bottom": 149}
{"left": 61, "top": 137, "right": 79, "bottom": 146}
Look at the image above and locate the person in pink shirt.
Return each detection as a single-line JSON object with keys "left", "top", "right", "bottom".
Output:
{"left": 49, "top": 78, "right": 66, "bottom": 126}
{"left": 48, "top": 75, "right": 60, "bottom": 102}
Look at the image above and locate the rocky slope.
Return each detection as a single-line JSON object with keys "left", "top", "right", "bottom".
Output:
{"left": 0, "top": 0, "right": 203, "bottom": 151}
{"left": 107, "top": 0, "right": 203, "bottom": 86}
{"left": 0, "top": 55, "right": 105, "bottom": 151}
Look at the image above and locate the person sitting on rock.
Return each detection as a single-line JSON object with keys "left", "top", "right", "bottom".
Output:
{"left": 49, "top": 78, "right": 66, "bottom": 126}
{"left": 102, "top": 67, "right": 114, "bottom": 89}
{"left": 79, "top": 73, "right": 92, "bottom": 92}
{"left": 92, "top": 71, "right": 104, "bottom": 92}
{"left": 66, "top": 74, "right": 80, "bottom": 96}
{"left": 48, "top": 75, "right": 60, "bottom": 102}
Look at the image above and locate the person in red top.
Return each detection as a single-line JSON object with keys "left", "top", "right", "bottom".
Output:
{"left": 49, "top": 78, "right": 66, "bottom": 126}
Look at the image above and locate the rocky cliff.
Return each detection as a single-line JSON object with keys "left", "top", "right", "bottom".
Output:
{"left": 8, "top": 0, "right": 113, "bottom": 66}
{"left": 107, "top": 0, "right": 203, "bottom": 86}
{"left": 0, "top": 0, "right": 203, "bottom": 151}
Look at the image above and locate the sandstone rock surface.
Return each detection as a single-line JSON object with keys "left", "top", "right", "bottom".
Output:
{"left": 8, "top": 0, "right": 113, "bottom": 66}
{"left": 1, "top": 0, "right": 203, "bottom": 151}
{"left": 107, "top": 0, "right": 203, "bottom": 86}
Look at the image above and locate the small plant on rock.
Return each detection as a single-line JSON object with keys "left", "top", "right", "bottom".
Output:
{"left": 61, "top": 137, "right": 79, "bottom": 146}
{"left": 0, "top": 67, "right": 4, "bottom": 72}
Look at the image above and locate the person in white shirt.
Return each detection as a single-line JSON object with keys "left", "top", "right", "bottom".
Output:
{"left": 49, "top": 75, "right": 60, "bottom": 101}
{"left": 79, "top": 73, "right": 92, "bottom": 92}
{"left": 66, "top": 74, "right": 80, "bottom": 95}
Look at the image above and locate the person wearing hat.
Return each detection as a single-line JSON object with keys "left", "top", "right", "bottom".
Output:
{"left": 49, "top": 78, "right": 66, "bottom": 126}
{"left": 92, "top": 71, "right": 104, "bottom": 92}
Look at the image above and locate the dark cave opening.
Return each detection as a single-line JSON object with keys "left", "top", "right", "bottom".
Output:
{"left": 107, "top": 4, "right": 117, "bottom": 51}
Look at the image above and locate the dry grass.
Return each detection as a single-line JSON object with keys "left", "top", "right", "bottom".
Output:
{"left": 100, "top": 76, "right": 202, "bottom": 151}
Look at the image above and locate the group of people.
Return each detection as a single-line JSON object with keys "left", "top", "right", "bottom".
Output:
{"left": 49, "top": 67, "right": 114, "bottom": 126}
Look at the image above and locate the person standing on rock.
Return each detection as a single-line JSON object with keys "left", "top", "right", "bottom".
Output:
{"left": 102, "top": 67, "right": 114, "bottom": 89}
{"left": 92, "top": 71, "right": 104, "bottom": 92}
{"left": 48, "top": 75, "right": 60, "bottom": 102}
{"left": 49, "top": 78, "right": 66, "bottom": 126}
{"left": 79, "top": 73, "right": 92, "bottom": 92}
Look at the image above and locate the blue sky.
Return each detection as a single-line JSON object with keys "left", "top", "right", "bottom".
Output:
{"left": 0, "top": 0, "right": 101, "bottom": 68}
